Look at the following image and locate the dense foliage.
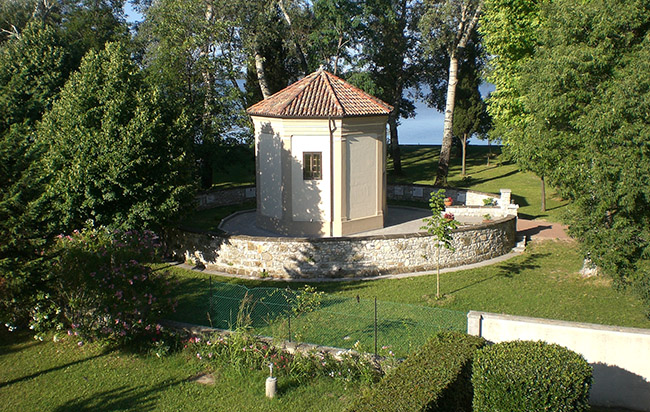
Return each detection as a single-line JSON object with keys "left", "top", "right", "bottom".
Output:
{"left": 472, "top": 340, "right": 592, "bottom": 411}
{"left": 0, "top": 22, "right": 75, "bottom": 328}
{"left": 482, "top": 0, "right": 650, "bottom": 309}
{"left": 30, "top": 228, "right": 176, "bottom": 347}
{"left": 348, "top": 331, "right": 486, "bottom": 412}
{"left": 37, "top": 41, "right": 195, "bottom": 234}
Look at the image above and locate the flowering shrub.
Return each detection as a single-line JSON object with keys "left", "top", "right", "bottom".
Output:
{"left": 185, "top": 331, "right": 381, "bottom": 385}
{"left": 29, "top": 227, "right": 176, "bottom": 347}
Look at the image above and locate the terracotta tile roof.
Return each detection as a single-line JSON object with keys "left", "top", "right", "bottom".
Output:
{"left": 246, "top": 69, "right": 393, "bottom": 118}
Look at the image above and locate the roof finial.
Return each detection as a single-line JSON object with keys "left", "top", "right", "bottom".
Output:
{"left": 318, "top": 64, "right": 325, "bottom": 72}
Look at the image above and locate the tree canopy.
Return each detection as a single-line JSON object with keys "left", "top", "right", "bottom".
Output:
{"left": 483, "top": 0, "right": 650, "bottom": 306}
{"left": 37, "top": 41, "right": 195, "bottom": 233}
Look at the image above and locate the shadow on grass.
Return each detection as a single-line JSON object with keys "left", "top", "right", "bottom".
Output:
{"left": 456, "top": 168, "right": 521, "bottom": 188}
{"left": 52, "top": 379, "right": 186, "bottom": 412}
{"left": 0, "top": 330, "right": 40, "bottom": 356}
{"left": 446, "top": 253, "right": 547, "bottom": 296}
{"left": 0, "top": 351, "right": 109, "bottom": 389}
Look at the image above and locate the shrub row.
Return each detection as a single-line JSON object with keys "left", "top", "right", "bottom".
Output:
{"left": 472, "top": 340, "right": 592, "bottom": 412}
{"left": 348, "top": 331, "right": 486, "bottom": 412}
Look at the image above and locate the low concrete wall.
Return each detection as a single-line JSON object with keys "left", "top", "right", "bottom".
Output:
{"left": 166, "top": 216, "right": 516, "bottom": 279}
{"left": 467, "top": 311, "right": 650, "bottom": 411}
{"left": 195, "top": 186, "right": 256, "bottom": 210}
{"left": 387, "top": 184, "right": 518, "bottom": 217}
{"left": 195, "top": 185, "right": 519, "bottom": 216}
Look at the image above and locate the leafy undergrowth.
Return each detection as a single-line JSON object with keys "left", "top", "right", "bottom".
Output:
{"left": 0, "top": 329, "right": 360, "bottom": 412}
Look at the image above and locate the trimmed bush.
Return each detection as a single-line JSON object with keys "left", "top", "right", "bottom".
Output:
{"left": 348, "top": 331, "right": 486, "bottom": 412}
{"left": 472, "top": 340, "right": 592, "bottom": 412}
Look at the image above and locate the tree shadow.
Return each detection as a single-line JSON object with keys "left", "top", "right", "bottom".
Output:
{"left": 518, "top": 224, "right": 553, "bottom": 239}
{"left": 0, "top": 351, "right": 109, "bottom": 389}
{"left": 52, "top": 379, "right": 186, "bottom": 412}
{"left": 445, "top": 253, "right": 546, "bottom": 296}
{"left": 0, "top": 330, "right": 40, "bottom": 357}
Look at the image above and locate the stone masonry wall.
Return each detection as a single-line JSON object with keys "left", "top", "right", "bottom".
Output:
{"left": 167, "top": 216, "right": 516, "bottom": 279}
{"left": 195, "top": 186, "right": 256, "bottom": 210}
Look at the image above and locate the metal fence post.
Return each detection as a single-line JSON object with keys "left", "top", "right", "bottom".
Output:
{"left": 374, "top": 297, "right": 378, "bottom": 358}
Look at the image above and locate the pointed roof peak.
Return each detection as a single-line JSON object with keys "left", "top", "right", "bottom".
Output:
{"left": 247, "top": 69, "right": 393, "bottom": 119}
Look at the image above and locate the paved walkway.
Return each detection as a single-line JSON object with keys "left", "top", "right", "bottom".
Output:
{"left": 517, "top": 218, "right": 571, "bottom": 240}
{"left": 221, "top": 206, "right": 487, "bottom": 237}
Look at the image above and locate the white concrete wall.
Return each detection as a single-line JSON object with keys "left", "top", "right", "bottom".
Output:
{"left": 467, "top": 311, "right": 650, "bottom": 411}
{"left": 291, "top": 135, "right": 331, "bottom": 222}
{"left": 347, "top": 134, "right": 378, "bottom": 220}
{"left": 255, "top": 122, "right": 282, "bottom": 219}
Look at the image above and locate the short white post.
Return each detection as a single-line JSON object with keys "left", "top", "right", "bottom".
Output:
{"left": 500, "top": 189, "right": 512, "bottom": 208}
{"left": 266, "top": 363, "right": 277, "bottom": 398}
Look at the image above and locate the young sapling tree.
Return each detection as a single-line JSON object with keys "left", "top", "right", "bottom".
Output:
{"left": 421, "top": 189, "right": 459, "bottom": 298}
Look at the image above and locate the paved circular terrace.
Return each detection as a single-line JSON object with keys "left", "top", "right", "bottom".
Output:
{"left": 220, "top": 206, "right": 487, "bottom": 238}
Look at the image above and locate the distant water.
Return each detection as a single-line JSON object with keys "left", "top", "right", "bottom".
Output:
{"left": 399, "top": 83, "right": 495, "bottom": 146}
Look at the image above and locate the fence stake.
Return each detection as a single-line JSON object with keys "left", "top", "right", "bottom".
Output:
{"left": 208, "top": 276, "right": 212, "bottom": 314}
{"left": 288, "top": 313, "right": 292, "bottom": 342}
{"left": 374, "top": 297, "right": 378, "bottom": 358}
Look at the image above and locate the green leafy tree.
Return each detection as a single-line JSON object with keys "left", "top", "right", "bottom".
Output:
{"left": 356, "top": 0, "right": 423, "bottom": 175}
{"left": 0, "top": 22, "right": 71, "bottom": 328}
{"left": 504, "top": 0, "right": 650, "bottom": 309}
{"left": 139, "top": 0, "right": 250, "bottom": 188}
{"left": 479, "top": 0, "right": 548, "bottom": 209}
{"left": 421, "top": 189, "right": 458, "bottom": 298}
{"left": 420, "top": 0, "right": 483, "bottom": 186}
{"left": 37, "top": 41, "right": 195, "bottom": 234}
{"left": 309, "top": 0, "right": 363, "bottom": 74}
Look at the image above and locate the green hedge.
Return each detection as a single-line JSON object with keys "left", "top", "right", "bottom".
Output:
{"left": 348, "top": 331, "right": 486, "bottom": 412}
{"left": 472, "top": 340, "right": 592, "bottom": 412}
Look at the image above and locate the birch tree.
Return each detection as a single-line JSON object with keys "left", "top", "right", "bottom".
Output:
{"left": 420, "top": 0, "right": 482, "bottom": 186}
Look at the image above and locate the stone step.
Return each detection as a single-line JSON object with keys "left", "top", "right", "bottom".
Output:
{"left": 513, "top": 235, "right": 527, "bottom": 253}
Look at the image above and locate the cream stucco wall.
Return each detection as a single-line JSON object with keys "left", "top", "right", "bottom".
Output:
{"left": 255, "top": 123, "right": 283, "bottom": 219}
{"left": 252, "top": 114, "right": 386, "bottom": 237}
{"left": 347, "top": 134, "right": 379, "bottom": 220}
{"left": 290, "top": 134, "right": 331, "bottom": 222}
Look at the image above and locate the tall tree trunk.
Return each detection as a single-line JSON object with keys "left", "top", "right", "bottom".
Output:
{"left": 434, "top": 1, "right": 482, "bottom": 186}
{"left": 541, "top": 175, "right": 546, "bottom": 212}
{"left": 487, "top": 139, "right": 491, "bottom": 166}
{"left": 461, "top": 133, "right": 468, "bottom": 177}
{"left": 277, "top": 0, "right": 309, "bottom": 74}
{"left": 254, "top": 44, "right": 272, "bottom": 99}
{"left": 435, "top": 52, "right": 459, "bottom": 186}
{"left": 388, "top": 111, "right": 402, "bottom": 175}
{"left": 200, "top": 4, "right": 215, "bottom": 136}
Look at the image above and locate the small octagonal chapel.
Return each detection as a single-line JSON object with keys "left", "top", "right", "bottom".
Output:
{"left": 247, "top": 69, "right": 393, "bottom": 237}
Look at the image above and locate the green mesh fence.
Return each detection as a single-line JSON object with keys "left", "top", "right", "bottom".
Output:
{"left": 207, "top": 281, "right": 467, "bottom": 357}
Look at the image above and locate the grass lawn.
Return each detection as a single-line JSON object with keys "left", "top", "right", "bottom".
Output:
{"left": 0, "top": 330, "right": 359, "bottom": 412}
{"left": 388, "top": 145, "right": 569, "bottom": 222}
{"left": 166, "top": 240, "right": 650, "bottom": 331}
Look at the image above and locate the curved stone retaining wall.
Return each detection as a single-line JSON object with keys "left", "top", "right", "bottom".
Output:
{"left": 167, "top": 216, "right": 516, "bottom": 279}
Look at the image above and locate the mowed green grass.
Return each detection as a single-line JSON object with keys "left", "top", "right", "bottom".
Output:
{"left": 166, "top": 240, "right": 650, "bottom": 331}
{"left": 0, "top": 330, "right": 359, "bottom": 412}
{"left": 388, "top": 145, "right": 569, "bottom": 222}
